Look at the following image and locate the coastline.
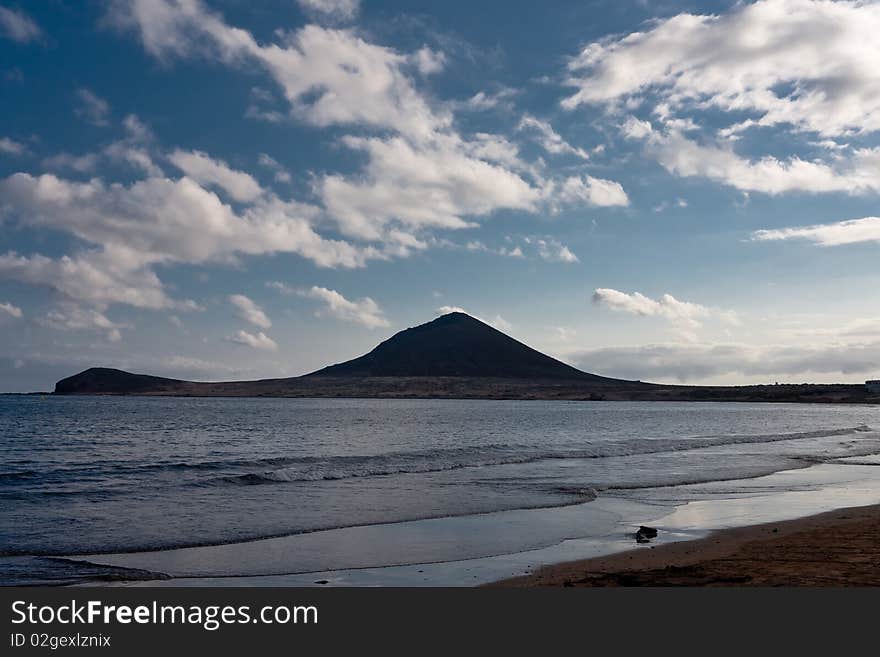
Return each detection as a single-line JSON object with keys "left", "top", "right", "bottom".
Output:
{"left": 66, "top": 461, "right": 880, "bottom": 587}
{"left": 491, "top": 503, "right": 880, "bottom": 587}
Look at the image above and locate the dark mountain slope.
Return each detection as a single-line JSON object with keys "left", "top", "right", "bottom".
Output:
{"left": 54, "top": 368, "right": 184, "bottom": 394}
{"left": 307, "top": 312, "right": 616, "bottom": 381}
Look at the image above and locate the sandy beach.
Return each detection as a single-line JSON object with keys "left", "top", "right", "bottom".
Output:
{"left": 492, "top": 503, "right": 880, "bottom": 587}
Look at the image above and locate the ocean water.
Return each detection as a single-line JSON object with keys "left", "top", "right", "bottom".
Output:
{"left": 2, "top": 395, "right": 879, "bottom": 585}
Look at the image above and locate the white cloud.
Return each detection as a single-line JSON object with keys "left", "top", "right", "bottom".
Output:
{"left": 229, "top": 294, "right": 271, "bottom": 329}
{"left": 570, "top": 340, "right": 880, "bottom": 384}
{"left": 549, "top": 175, "right": 630, "bottom": 208}
{"left": 0, "top": 172, "right": 374, "bottom": 315}
{"left": 42, "top": 114, "right": 161, "bottom": 177}
{"left": 653, "top": 197, "right": 688, "bottom": 213}
{"left": 0, "top": 6, "right": 42, "bottom": 43}
{"left": 0, "top": 137, "right": 25, "bottom": 155}
{"left": 42, "top": 152, "right": 101, "bottom": 173}
{"left": 114, "top": 1, "right": 629, "bottom": 247}
{"left": 753, "top": 216, "right": 880, "bottom": 246}
{"left": 649, "top": 131, "right": 880, "bottom": 195}
{"left": 300, "top": 286, "right": 389, "bottom": 328}
{"left": 518, "top": 115, "right": 589, "bottom": 160}
{"left": 257, "top": 153, "right": 292, "bottom": 183}
{"left": 413, "top": 46, "right": 446, "bottom": 75}
{"left": 454, "top": 89, "right": 517, "bottom": 112}
{"left": 564, "top": 0, "right": 880, "bottom": 139}
{"left": 461, "top": 236, "right": 579, "bottom": 263}
{"left": 75, "top": 88, "right": 110, "bottom": 126}
{"left": 554, "top": 326, "right": 576, "bottom": 342}
{"left": 535, "top": 238, "right": 578, "bottom": 264}
{"left": 320, "top": 134, "right": 542, "bottom": 240}
{"left": 225, "top": 330, "right": 278, "bottom": 351}
{"left": 567, "top": 1, "right": 880, "bottom": 196}
{"left": 113, "top": 6, "right": 446, "bottom": 140}
{"left": 488, "top": 314, "right": 513, "bottom": 333}
{"left": 437, "top": 305, "right": 469, "bottom": 315}
{"left": 296, "top": 0, "right": 359, "bottom": 21}
{"left": 593, "top": 288, "right": 739, "bottom": 339}
{"left": 620, "top": 116, "right": 654, "bottom": 140}
{"left": 0, "top": 301, "right": 22, "bottom": 318}
{"left": 0, "top": 250, "right": 179, "bottom": 311}
{"left": 168, "top": 150, "right": 263, "bottom": 202}
{"left": 245, "top": 87, "right": 285, "bottom": 123}
{"left": 41, "top": 303, "right": 126, "bottom": 342}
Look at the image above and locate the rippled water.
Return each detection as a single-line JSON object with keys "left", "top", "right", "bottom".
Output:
{"left": 2, "top": 395, "right": 879, "bottom": 583}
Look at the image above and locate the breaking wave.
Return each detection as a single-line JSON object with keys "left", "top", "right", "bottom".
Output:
{"left": 214, "top": 425, "right": 875, "bottom": 486}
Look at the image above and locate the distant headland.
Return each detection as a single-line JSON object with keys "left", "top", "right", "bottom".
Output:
{"left": 54, "top": 312, "right": 878, "bottom": 404}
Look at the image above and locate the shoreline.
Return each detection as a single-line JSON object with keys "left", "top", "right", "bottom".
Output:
{"left": 490, "top": 503, "right": 880, "bottom": 587}
{"left": 14, "top": 391, "right": 880, "bottom": 406}
{"left": 73, "top": 462, "right": 880, "bottom": 587}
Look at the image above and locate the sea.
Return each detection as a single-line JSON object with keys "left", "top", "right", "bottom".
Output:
{"left": 2, "top": 395, "right": 880, "bottom": 586}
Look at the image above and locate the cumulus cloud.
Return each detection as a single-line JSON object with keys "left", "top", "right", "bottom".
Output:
{"left": 296, "top": 0, "right": 359, "bottom": 21}
{"left": 548, "top": 175, "right": 630, "bottom": 208}
{"left": 0, "top": 301, "right": 22, "bottom": 318}
{"left": 0, "top": 250, "right": 178, "bottom": 311}
{"left": 0, "top": 172, "right": 373, "bottom": 315}
{"left": 654, "top": 130, "right": 880, "bottom": 195}
{"left": 621, "top": 118, "right": 880, "bottom": 195}
{"left": 532, "top": 238, "right": 579, "bottom": 263}
{"left": 257, "top": 153, "right": 292, "bottom": 183}
{"left": 570, "top": 341, "right": 880, "bottom": 384}
{"left": 41, "top": 303, "right": 126, "bottom": 342}
{"left": 299, "top": 286, "right": 389, "bottom": 328}
{"left": 753, "top": 216, "right": 880, "bottom": 246}
{"left": 0, "top": 137, "right": 26, "bottom": 155}
{"left": 564, "top": 0, "right": 880, "bottom": 138}
{"left": 458, "top": 235, "right": 580, "bottom": 263}
{"left": 42, "top": 114, "right": 161, "bottom": 177}
{"left": 0, "top": 6, "right": 42, "bottom": 43}
{"left": 567, "top": 1, "right": 880, "bottom": 196}
{"left": 454, "top": 89, "right": 517, "bottom": 112}
{"left": 412, "top": 46, "right": 446, "bottom": 75}
{"left": 112, "top": 6, "right": 446, "bottom": 140}
{"left": 42, "top": 152, "right": 101, "bottom": 173}
{"left": 518, "top": 115, "right": 590, "bottom": 160}
{"left": 229, "top": 294, "right": 271, "bottom": 329}
{"left": 75, "top": 88, "right": 110, "bottom": 126}
{"left": 168, "top": 150, "right": 263, "bottom": 202}
{"left": 462, "top": 240, "right": 524, "bottom": 258}
{"left": 320, "top": 134, "right": 542, "bottom": 240}
{"left": 112, "top": 1, "right": 628, "bottom": 249}
{"left": 225, "top": 330, "right": 278, "bottom": 351}
{"left": 593, "top": 288, "right": 739, "bottom": 339}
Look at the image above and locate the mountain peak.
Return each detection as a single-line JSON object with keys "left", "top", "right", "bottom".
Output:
{"left": 307, "top": 312, "right": 611, "bottom": 381}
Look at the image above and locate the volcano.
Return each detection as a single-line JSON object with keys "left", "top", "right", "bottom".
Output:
{"left": 308, "top": 311, "right": 612, "bottom": 381}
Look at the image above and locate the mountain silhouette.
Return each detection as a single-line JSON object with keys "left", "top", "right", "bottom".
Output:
{"left": 52, "top": 312, "right": 871, "bottom": 403}
{"left": 308, "top": 312, "right": 610, "bottom": 380}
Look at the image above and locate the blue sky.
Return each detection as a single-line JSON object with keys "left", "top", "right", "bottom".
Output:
{"left": 1, "top": 0, "right": 880, "bottom": 391}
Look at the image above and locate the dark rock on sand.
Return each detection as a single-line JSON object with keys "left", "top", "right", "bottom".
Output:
{"left": 635, "top": 526, "right": 659, "bottom": 543}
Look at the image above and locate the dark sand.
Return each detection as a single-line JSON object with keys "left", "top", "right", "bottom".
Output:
{"left": 491, "top": 503, "right": 880, "bottom": 587}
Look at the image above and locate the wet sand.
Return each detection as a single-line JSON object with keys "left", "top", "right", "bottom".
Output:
{"left": 492, "top": 503, "right": 880, "bottom": 587}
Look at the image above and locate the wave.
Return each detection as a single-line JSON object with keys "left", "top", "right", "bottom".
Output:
{"left": 213, "top": 424, "right": 876, "bottom": 486}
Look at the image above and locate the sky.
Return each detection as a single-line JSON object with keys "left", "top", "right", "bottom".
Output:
{"left": 1, "top": 0, "right": 880, "bottom": 392}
